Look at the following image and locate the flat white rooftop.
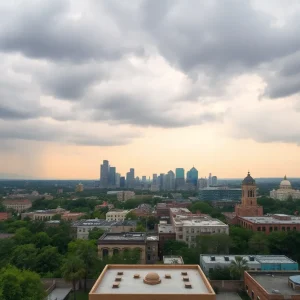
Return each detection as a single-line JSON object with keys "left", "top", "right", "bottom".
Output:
{"left": 158, "top": 224, "right": 175, "bottom": 233}
{"left": 91, "top": 265, "right": 214, "bottom": 295}
{"left": 173, "top": 216, "right": 228, "bottom": 227}
{"left": 163, "top": 256, "right": 184, "bottom": 264}
{"left": 241, "top": 216, "right": 300, "bottom": 224}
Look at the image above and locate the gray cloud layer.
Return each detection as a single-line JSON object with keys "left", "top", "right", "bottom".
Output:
{"left": 1, "top": 0, "right": 300, "bottom": 145}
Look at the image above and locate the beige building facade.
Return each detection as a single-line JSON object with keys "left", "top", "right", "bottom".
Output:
{"left": 106, "top": 209, "right": 130, "bottom": 221}
{"left": 3, "top": 199, "right": 32, "bottom": 213}
{"left": 270, "top": 176, "right": 300, "bottom": 201}
{"left": 89, "top": 264, "right": 216, "bottom": 300}
{"left": 117, "top": 191, "right": 135, "bottom": 201}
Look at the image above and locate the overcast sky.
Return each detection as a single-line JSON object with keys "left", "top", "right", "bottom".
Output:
{"left": 1, "top": 0, "right": 300, "bottom": 179}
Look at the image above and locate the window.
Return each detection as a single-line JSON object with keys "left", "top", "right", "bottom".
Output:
{"left": 251, "top": 291, "right": 254, "bottom": 299}
{"left": 282, "top": 227, "right": 286, "bottom": 231}
{"left": 262, "top": 227, "right": 266, "bottom": 232}
{"left": 269, "top": 227, "right": 273, "bottom": 232}
{"left": 274, "top": 227, "right": 278, "bottom": 231}
{"left": 257, "top": 227, "right": 261, "bottom": 231}
{"left": 245, "top": 285, "right": 248, "bottom": 292}
{"left": 287, "top": 227, "right": 290, "bottom": 231}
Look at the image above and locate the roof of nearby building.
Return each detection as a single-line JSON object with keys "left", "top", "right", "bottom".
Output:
{"left": 90, "top": 265, "right": 214, "bottom": 295}
{"left": 200, "top": 255, "right": 297, "bottom": 265}
{"left": 3, "top": 199, "right": 31, "bottom": 205}
{"left": 163, "top": 256, "right": 184, "bottom": 264}
{"left": 0, "top": 233, "right": 15, "bottom": 239}
{"left": 158, "top": 223, "right": 175, "bottom": 233}
{"left": 248, "top": 272, "right": 300, "bottom": 296}
{"left": 173, "top": 215, "right": 228, "bottom": 227}
{"left": 99, "top": 232, "right": 146, "bottom": 242}
{"left": 72, "top": 219, "right": 137, "bottom": 227}
{"left": 240, "top": 216, "right": 300, "bottom": 224}
{"left": 290, "top": 275, "right": 300, "bottom": 285}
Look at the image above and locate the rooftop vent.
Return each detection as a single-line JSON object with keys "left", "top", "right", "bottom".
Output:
{"left": 133, "top": 274, "right": 140, "bottom": 279}
{"left": 115, "top": 277, "right": 122, "bottom": 281}
{"left": 181, "top": 271, "right": 188, "bottom": 276}
{"left": 210, "top": 256, "right": 215, "bottom": 261}
{"left": 183, "top": 277, "right": 189, "bottom": 282}
{"left": 112, "top": 282, "right": 120, "bottom": 288}
{"left": 249, "top": 256, "right": 255, "bottom": 261}
{"left": 185, "top": 283, "right": 192, "bottom": 289}
{"left": 165, "top": 274, "right": 171, "bottom": 279}
{"left": 117, "top": 272, "right": 123, "bottom": 275}
{"left": 224, "top": 256, "right": 229, "bottom": 261}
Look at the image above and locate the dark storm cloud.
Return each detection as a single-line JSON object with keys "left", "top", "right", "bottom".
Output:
{"left": 89, "top": 94, "right": 223, "bottom": 128}
{"left": 0, "top": 120, "right": 139, "bottom": 146}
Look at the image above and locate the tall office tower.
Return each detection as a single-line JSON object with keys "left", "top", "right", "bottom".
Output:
{"left": 187, "top": 167, "right": 198, "bottom": 186}
{"left": 208, "top": 173, "right": 212, "bottom": 186}
{"left": 109, "top": 166, "right": 116, "bottom": 187}
{"left": 100, "top": 160, "right": 109, "bottom": 188}
{"left": 211, "top": 176, "right": 218, "bottom": 186}
{"left": 152, "top": 174, "right": 157, "bottom": 184}
{"left": 126, "top": 168, "right": 135, "bottom": 188}
{"left": 159, "top": 173, "right": 165, "bottom": 190}
{"left": 120, "top": 176, "right": 126, "bottom": 188}
{"left": 142, "top": 176, "right": 147, "bottom": 183}
{"left": 175, "top": 168, "right": 185, "bottom": 190}
{"left": 115, "top": 173, "right": 120, "bottom": 188}
{"left": 198, "top": 177, "right": 208, "bottom": 189}
{"left": 165, "top": 170, "right": 175, "bottom": 190}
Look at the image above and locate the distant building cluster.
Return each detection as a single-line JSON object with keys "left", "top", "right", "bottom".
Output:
{"left": 99, "top": 159, "right": 218, "bottom": 191}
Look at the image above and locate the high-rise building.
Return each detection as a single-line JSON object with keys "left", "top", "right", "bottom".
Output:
{"left": 115, "top": 173, "right": 120, "bottom": 188}
{"left": 142, "top": 176, "right": 147, "bottom": 183}
{"left": 120, "top": 177, "right": 126, "bottom": 188}
{"left": 152, "top": 174, "right": 157, "bottom": 184}
{"left": 164, "top": 170, "right": 175, "bottom": 191}
{"left": 100, "top": 160, "right": 109, "bottom": 188}
{"left": 159, "top": 173, "right": 164, "bottom": 190}
{"left": 109, "top": 167, "right": 116, "bottom": 187}
{"left": 187, "top": 167, "right": 198, "bottom": 186}
{"left": 126, "top": 168, "right": 135, "bottom": 189}
{"left": 175, "top": 168, "right": 185, "bottom": 190}
{"left": 211, "top": 176, "right": 217, "bottom": 186}
{"left": 208, "top": 173, "right": 212, "bottom": 186}
{"left": 198, "top": 178, "right": 208, "bottom": 189}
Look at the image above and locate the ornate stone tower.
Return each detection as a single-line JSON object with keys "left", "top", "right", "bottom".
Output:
{"left": 235, "top": 172, "right": 263, "bottom": 217}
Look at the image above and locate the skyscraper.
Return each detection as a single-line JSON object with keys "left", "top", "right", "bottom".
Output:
{"left": 100, "top": 160, "right": 109, "bottom": 188}
{"left": 198, "top": 177, "right": 208, "bottom": 189}
{"left": 120, "top": 177, "right": 126, "bottom": 188}
{"left": 211, "top": 176, "right": 217, "bottom": 186}
{"left": 142, "top": 176, "right": 147, "bottom": 183}
{"left": 175, "top": 168, "right": 185, "bottom": 190}
{"left": 208, "top": 173, "right": 212, "bottom": 186}
{"left": 187, "top": 167, "right": 198, "bottom": 186}
{"left": 126, "top": 168, "right": 135, "bottom": 188}
{"left": 159, "top": 173, "right": 164, "bottom": 190}
{"left": 115, "top": 173, "right": 120, "bottom": 188}
{"left": 152, "top": 174, "right": 157, "bottom": 184}
{"left": 109, "top": 166, "right": 116, "bottom": 187}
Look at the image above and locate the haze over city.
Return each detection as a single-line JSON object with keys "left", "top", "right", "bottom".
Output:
{"left": 2, "top": 0, "right": 300, "bottom": 179}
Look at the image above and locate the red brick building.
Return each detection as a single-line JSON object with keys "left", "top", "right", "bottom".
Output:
{"left": 0, "top": 212, "right": 11, "bottom": 221}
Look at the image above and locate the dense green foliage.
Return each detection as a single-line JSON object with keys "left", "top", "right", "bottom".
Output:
{"left": 258, "top": 196, "right": 300, "bottom": 215}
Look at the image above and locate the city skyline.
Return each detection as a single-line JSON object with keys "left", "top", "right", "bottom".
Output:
{"left": 2, "top": 1, "right": 300, "bottom": 179}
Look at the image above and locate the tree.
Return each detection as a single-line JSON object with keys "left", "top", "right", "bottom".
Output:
{"left": 209, "top": 266, "right": 232, "bottom": 280}
{"left": 61, "top": 256, "right": 85, "bottom": 300}
{"left": 125, "top": 211, "right": 138, "bottom": 220}
{"left": 0, "top": 238, "right": 15, "bottom": 269}
{"left": 33, "top": 232, "right": 51, "bottom": 248}
{"left": 197, "top": 234, "right": 231, "bottom": 254}
{"left": 10, "top": 244, "right": 38, "bottom": 270}
{"left": 0, "top": 265, "right": 45, "bottom": 300}
{"left": 68, "top": 240, "right": 98, "bottom": 291}
{"left": 13, "top": 228, "right": 33, "bottom": 245}
{"left": 248, "top": 233, "right": 269, "bottom": 254}
{"left": 163, "top": 240, "right": 188, "bottom": 255}
{"left": 136, "top": 223, "right": 146, "bottom": 232}
{"left": 88, "top": 228, "right": 105, "bottom": 240}
{"left": 230, "top": 256, "right": 249, "bottom": 279}
{"left": 229, "top": 226, "right": 253, "bottom": 254}
{"left": 35, "top": 246, "right": 63, "bottom": 276}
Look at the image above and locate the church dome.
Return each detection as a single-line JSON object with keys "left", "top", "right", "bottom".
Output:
{"left": 280, "top": 176, "right": 292, "bottom": 189}
{"left": 143, "top": 272, "right": 161, "bottom": 285}
{"left": 242, "top": 172, "right": 255, "bottom": 185}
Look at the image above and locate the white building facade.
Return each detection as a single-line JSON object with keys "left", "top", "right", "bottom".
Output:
{"left": 106, "top": 209, "right": 130, "bottom": 221}
{"left": 270, "top": 176, "right": 300, "bottom": 201}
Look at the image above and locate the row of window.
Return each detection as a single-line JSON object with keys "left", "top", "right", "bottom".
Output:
{"left": 257, "top": 226, "right": 297, "bottom": 232}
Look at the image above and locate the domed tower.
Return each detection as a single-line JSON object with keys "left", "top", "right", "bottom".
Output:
{"left": 235, "top": 172, "right": 263, "bottom": 217}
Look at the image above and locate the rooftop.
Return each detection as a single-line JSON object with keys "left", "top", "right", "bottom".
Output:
{"left": 72, "top": 219, "right": 137, "bottom": 227}
{"left": 163, "top": 256, "right": 184, "bottom": 264}
{"left": 158, "top": 224, "right": 175, "bottom": 234}
{"left": 173, "top": 215, "right": 228, "bottom": 227}
{"left": 241, "top": 215, "right": 300, "bottom": 224}
{"left": 99, "top": 232, "right": 146, "bottom": 242}
{"left": 200, "top": 255, "right": 297, "bottom": 265}
{"left": 90, "top": 265, "right": 214, "bottom": 295}
{"left": 249, "top": 271, "right": 300, "bottom": 296}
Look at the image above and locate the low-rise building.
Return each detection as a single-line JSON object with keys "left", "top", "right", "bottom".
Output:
{"left": 158, "top": 222, "right": 176, "bottom": 259}
{"left": 198, "top": 187, "right": 242, "bottom": 201}
{"left": 131, "top": 204, "right": 153, "bottom": 217}
{"left": 244, "top": 271, "right": 300, "bottom": 300}
{"left": 270, "top": 176, "right": 300, "bottom": 201}
{"left": 89, "top": 264, "right": 216, "bottom": 300}
{"left": 3, "top": 199, "right": 32, "bottom": 212}
{"left": 200, "top": 255, "right": 298, "bottom": 275}
{"left": 106, "top": 209, "right": 130, "bottom": 221}
{"left": 72, "top": 219, "right": 137, "bottom": 239}
{"left": 75, "top": 183, "right": 84, "bottom": 192}
{"left": 61, "top": 212, "right": 85, "bottom": 221}
{"left": 21, "top": 206, "right": 71, "bottom": 221}
{"left": 117, "top": 191, "right": 135, "bottom": 201}
{"left": 163, "top": 256, "right": 184, "bottom": 264}
{"left": 98, "top": 232, "right": 159, "bottom": 264}
{"left": 170, "top": 208, "right": 229, "bottom": 247}
{"left": 238, "top": 214, "right": 300, "bottom": 234}
{"left": 0, "top": 212, "right": 11, "bottom": 221}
